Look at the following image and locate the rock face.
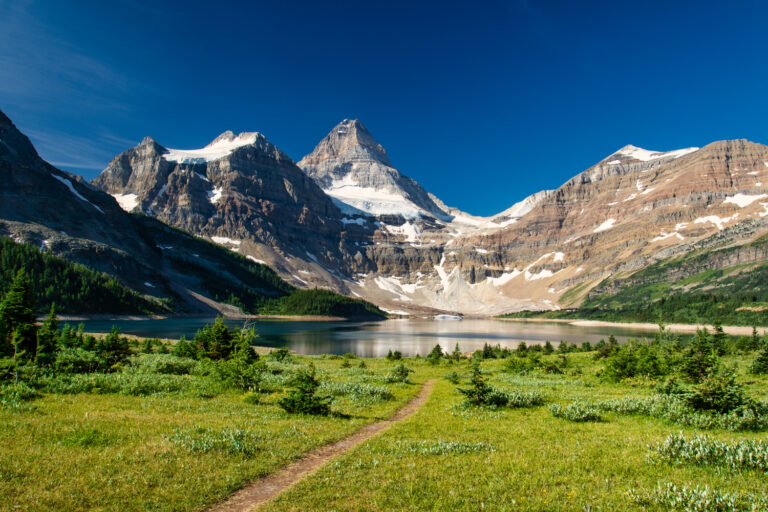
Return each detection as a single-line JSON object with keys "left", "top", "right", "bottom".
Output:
{"left": 298, "top": 119, "right": 448, "bottom": 219}
{"left": 0, "top": 109, "right": 296, "bottom": 314}
{"left": 91, "top": 116, "right": 768, "bottom": 316}
{"left": 93, "top": 129, "right": 371, "bottom": 290}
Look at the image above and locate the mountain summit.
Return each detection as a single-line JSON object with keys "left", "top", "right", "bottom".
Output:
{"left": 298, "top": 119, "right": 447, "bottom": 219}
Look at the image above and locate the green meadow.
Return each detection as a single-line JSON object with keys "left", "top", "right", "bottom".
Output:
{"left": 3, "top": 318, "right": 768, "bottom": 511}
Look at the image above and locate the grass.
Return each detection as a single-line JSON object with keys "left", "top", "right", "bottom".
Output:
{"left": 261, "top": 354, "right": 768, "bottom": 512}
{"left": 3, "top": 351, "right": 768, "bottom": 511}
{"left": 0, "top": 356, "right": 427, "bottom": 512}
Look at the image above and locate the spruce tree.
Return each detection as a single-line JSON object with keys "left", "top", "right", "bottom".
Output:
{"left": 36, "top": 304, "right": 59, "bottom": 366}
{"left": 0, "top": 269, "right": 37, "bottom": 359}
{"left": 427, "top": 344, "right": 443, "bottom": 365}
{"left": 457, "top": 362, "right": 491, "bottom": 406}
{"left": 278, "top": 364, "right": 331, "bottom": 415}
{"left": 451, "top": 343, "right": 463, "bottom": 361}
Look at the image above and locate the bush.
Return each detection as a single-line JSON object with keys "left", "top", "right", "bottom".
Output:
{"left": 385, "top": 350, "right": 402, "bottom": 361}
{"left": 594, "top": 394, "right": 768, "bottom": 432}
{"left": 163, "top": 426, "right": 263, "bottom": 457}
{"left": 129, "top": 354, "right": 198, "bottom": 375}
{"left": 95, "top": 328, "right": 131, "bottom": 369}
{"left": 444, "top": 371, "right": 461, "bottom": 384}
{"left": 750, "top": 345, "right": 768, "bottom": 375}
{"left": 192, "top": 317, "right": 235, "bottom": 360}
{"left": 505, "top": 390, "right": 545, "bottom": 408}
{"left": 278, "top": 365, "right": 331, "bottom": 415}
{"left": 171, "top": 337, "right": 199, "bottom": 359}
{"left": 426, "top": 344, "right": 443, "bottom": 365}
{"left": 601, "top": 342, "right": 667, "bottom": 382}
{"left": 270, "top": 348, "right": 292, "bottom": 362}
{"left": 687, "top": 366, "right": 750, "bottom": 414}
{"left": 54, "top": 347, "right": 105, "bottom": 374}
{"left": 629, "top": 482, "right": 768, "bottom": 512}
{"left": 549, "top": 402, "right": 602, "bottom": 422}
{"left": 213, "top": 358, "right": 263, "bottom": 391}
{"left": 0, "top": 381, "right": 38, "bottom": 408}
{"left": 379, "top": 440, "right": 496, "bottom": 455}
{"left": 320, "top": 382, "right": 393, "bottom": 405}
{"left": 384, "top": 364, "right": 413, "bottom": 383}
{"left": 651, "top": 432, "right": 768, "bottom": 472}
{"left": 680, "top": 330, "right": 720, "bottom": 382}
{"left": 34, "top": 371, "right": 212, "bottom": 397}
{"left": 457, "top": 363, "right": 493, "bottom": 406}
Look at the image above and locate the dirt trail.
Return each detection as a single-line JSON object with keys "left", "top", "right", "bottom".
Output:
{"left": 207, "top": 379, "right": 436, "bottom": 512}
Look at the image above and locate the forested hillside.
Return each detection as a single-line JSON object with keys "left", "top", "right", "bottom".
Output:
{"left": 0, "top": 237, "right": 166, "bottom": 314}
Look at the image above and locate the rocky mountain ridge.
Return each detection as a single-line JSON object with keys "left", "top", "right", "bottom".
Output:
{"left": 0, "top": 108, "right": 383, "bottom": 318}
{"left": 89, "top": 117, "right": 768, "bottom": 316}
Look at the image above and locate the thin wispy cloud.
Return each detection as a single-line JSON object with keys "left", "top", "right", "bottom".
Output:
{"left": 23, "top": 127, "right": 136, "bottom": 173}
{"left": 0, "top": 0, "right": 150, "bottom": 174}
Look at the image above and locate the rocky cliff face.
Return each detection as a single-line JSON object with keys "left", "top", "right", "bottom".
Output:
{"left": 92, "top": 129, "right": 378, "bottom": 290}
{"left": 91, "top": 116, "right": 768, "bottom": 317}
{"left": 0, "top": 109, "right": 299, "bottom": 315}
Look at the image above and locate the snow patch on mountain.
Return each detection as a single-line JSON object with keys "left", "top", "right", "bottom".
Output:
{"left": 723, "top": 193, "right": 768, "bottom": 208}
{"left": 51, "top": 174, "right": 104, "bottom": 213}
{"left": 324, "top": 175, "right": 425, "bottom": 218}
{"left": 593, "top": 218, "right": 616, "bottom": 233}
{"left": 211, "top": 236, "right": 241, "bottom": 246}
{"left": 694, "top": 214, "right": 738, "bottom": 230}
{"left": 208, "top": 186, "right": 223, "bottom": 204}
{"left": 614, "top": 145, "right": 699, "bottom": 162}
{"left": 163, "top": 132, "right": 261, "bottom": 164}
{"left": 383, "top": 221, "right": 421, "bottom": 242}
{"left": 111, "top": 192, "right": 138, "bottom": 211}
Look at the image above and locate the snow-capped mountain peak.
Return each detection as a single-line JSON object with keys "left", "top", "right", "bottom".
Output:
{"left": 163, "top": 131, "right": 264, "bottom": 164}
{"left": 298, "top": 120, "right": 448, "bottom": 220}
{"left": 605, "top": 144, "right": 699, "bottom": 164}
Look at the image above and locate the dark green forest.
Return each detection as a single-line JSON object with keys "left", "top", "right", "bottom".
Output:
{"left": 504, "top": 262, "right": 768, "bottom": 326}
{"left": 0, "top": 237, "right": 384, "bottom": 320}
{"left": 0, "top": 238, "right": 165, "bottom": 315}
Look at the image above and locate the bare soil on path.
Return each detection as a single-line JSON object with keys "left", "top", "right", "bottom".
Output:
{"left": 207, "top": 379, "right": 436, "bottom": 512}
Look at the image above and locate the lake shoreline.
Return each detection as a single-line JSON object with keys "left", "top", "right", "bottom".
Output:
{"left": 496, "top": 317, "right": 764, "bottom": 337}
{"left": 48, "top": 313, "right": 350, "bottom": 322}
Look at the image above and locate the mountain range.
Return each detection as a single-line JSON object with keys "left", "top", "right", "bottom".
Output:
{"left": 4, "top": 107, "right": 768, "bottom": 318}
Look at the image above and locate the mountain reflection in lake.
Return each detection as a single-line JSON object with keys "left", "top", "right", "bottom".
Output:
{"left": 74, "top": 318, "right": 658, "bottom": 357}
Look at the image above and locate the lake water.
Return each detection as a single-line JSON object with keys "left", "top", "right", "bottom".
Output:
{"left": 71, "top": 318, "right": 660, "bottom": 357}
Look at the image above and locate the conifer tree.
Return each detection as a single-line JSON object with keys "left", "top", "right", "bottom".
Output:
{"left": 36, "top": 304, "right": 59, "bottom": 366}
{"left": 0, "top": 269, "right": 37, "bottom": 358}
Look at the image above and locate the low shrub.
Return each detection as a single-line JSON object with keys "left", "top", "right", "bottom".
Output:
{"left": 444, "top": 371, "right": 461, "bottom": 384}
{"left": 54, "top": 348, "right": 105, "bottom": 374}
{"left": 163, "top": 426, "right": 263, "bottom": 456}
{"left": 549, "top": 402, "right": 602, "bottom": 422}
{"left": 379, "top": 440, "right": 496, "bottom": 455}
{"left": 651, "top": 433, "right": 768, "bottom": 472}
{"left": 384, "top": 364, "right": 413, "bottom": 383}
{"left": 601, "top": 342, "right": 668, "bottom": 382}
{"left": 505, "top": 390, "right": 545, "bottom": 408}
{"left": 385, "top": 350, "right": 403, "bottom": 361}
{"left": 129, "top": 354, "right": 198, "bottom": 375}
{"left": 594, "top": 395, "right": 768, "bottom": 432}
{"left": 628, "top": 482, "right": 768, "bottom": 512}
{"left": 0, "top": 382, "right": 38, "bottom": 409}
{"left": 320, "top": 381, "right": 394, "bottom": 404}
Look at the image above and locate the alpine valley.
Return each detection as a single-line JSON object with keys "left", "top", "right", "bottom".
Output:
{"left": 5, "top": 108, "right": 768, "bottom": 319}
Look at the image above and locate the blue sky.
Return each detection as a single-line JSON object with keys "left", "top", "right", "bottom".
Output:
{"left": 2, "top": 0, "right": 768, "bottom": 216}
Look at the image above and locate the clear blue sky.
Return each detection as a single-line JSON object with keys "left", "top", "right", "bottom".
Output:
{"left": 2, "top": 0, "right": 767, "bottom": 216}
